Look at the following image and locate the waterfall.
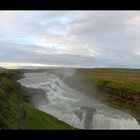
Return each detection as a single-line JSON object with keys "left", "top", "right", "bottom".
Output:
{"left": 92, "top": 114, "right": 140, "bottom": 129}
{"left": 18, "top": 72, "right": 140, "bottom": 129}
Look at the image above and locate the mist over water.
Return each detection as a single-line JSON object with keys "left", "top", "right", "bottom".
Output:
{"left": 19, "top": 72, "right": 140, "bottom": 129}
{"left": 48, "top": 68, "right": 76, "bottom": 81}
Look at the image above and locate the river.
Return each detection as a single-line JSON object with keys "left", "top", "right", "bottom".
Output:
{"left": 18, "top": 72, "right": 140, "bottom": 129}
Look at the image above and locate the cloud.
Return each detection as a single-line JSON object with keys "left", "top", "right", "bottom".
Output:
{"left": 0, "top": 11, "right": 140, "bottom": 68}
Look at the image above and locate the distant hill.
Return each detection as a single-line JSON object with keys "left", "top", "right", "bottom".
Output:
{"left": 17, "top": 66, "right": 62, "bottom": 73}
{"left": 19, "top": 66, "right": 55, "bottom": 70}
{"left": 18, "top": 66, "right": 49, "bottom": 73}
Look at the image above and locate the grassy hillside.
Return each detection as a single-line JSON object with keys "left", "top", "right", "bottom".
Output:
{"left": 75, "top": 68, "right": 140, "bottom": 94}
{"left": 0, "top": 70, "right": 74, "bottom": 129}
{"left": 23, "top": 102, "right": 74, "bottom": 129}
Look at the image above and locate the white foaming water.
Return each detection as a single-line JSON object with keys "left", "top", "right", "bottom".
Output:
{"left": 92, "top": 114, "right": 139, "bottom": 129}
{"left": 18, "top": 72, "right": 140, "bottom": 129}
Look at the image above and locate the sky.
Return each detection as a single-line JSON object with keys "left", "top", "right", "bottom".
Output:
{"left": 0, "top": 11, "right": 140, "bottom": 69}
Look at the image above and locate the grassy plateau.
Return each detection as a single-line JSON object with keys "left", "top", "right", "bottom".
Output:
{"left": 75, "top": 68, "right": 140, "bottom": 94}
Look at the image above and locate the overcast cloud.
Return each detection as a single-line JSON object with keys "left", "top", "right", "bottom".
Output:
{"left": 0, "top": 11, "right": 140, "bottom": 68}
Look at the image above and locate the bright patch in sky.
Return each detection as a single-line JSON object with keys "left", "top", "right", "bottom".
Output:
{"left": 0, "top": 62, "right": 60, "bottom": 69}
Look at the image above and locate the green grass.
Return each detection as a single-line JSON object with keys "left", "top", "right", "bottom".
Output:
{"left": 0, "top": 70, "right": 74, "bottom": 130}
{"left": 23, "top": 102, "right": 74, "bottom": 129}
{"left": 75, "top": 68, "right": 140, "bottom": 94}
{"left": 0, "top": 79, "right": 23, "bottom": 129}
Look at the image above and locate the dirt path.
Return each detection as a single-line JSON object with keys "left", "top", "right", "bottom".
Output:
{"left": 17, "top": 96, "right": 27, "bottom": 129}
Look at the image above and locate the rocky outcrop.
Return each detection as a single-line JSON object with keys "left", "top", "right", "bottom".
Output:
{"left": 97, "top": 85, "right": 140, "bottom": 104}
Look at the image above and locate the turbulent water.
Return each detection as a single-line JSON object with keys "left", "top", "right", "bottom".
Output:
{"left": 18, "top": 72, "right": 140, "bottom": 129}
